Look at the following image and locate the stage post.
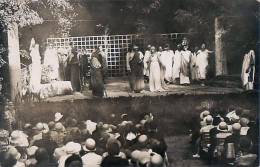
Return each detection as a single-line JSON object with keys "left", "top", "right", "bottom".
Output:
{"left": 7, "top": 22, "right": 21, "bottom": 101}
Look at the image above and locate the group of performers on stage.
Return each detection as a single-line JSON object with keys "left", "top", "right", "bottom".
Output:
{"left": 126, "top": 41, "right": 214, "bottom": 93}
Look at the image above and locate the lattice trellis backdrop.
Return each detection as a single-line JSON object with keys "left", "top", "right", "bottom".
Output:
{"left": 47, "top": 33, "right": 188, "bottom": 77}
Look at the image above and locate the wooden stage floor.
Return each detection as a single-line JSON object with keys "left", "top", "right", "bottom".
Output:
{"left": 44, "top": 78, "right": 243, "bottom": 102}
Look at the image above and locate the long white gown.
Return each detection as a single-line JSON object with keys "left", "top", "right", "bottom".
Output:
{"left": 161, "top": 50, "right": 174, "bottom": 82}
{"left": 149, "top": 53, "right": 163, "bottom": 92}
{"left": 143, "top": 50, "right": 151, "bottom": 76}
{"left": 196, "top": 49, "right": 210, "bottom": 79}
{"left": 241, "top": 50, "right": 255, "bottom": 90}
{"left": 172, "top": 50, "right": 182, "bottom": 81}
{"left": 44, "top": 48, "right": 59, "bottom": 80}
{"left": 180, "top": 50, "right": 191, "bottom": 84}
{"left": 30, "top": 44, "right": 42, "bottom": 92}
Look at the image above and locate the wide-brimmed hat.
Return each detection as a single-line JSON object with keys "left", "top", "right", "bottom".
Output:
{"left": 64, "top": 142, "right": 81, "bottom": 154}
{"left": 83, "top": 138, "right": 96, "bottom": 151}
{"left": 200, "top": 110, "right": 210, "bottom": 119}
{"left": 27, "top": 146, "right": 38, "bottom": 157}
{"left": 55, "top": 112, "right": 63, "bottom": 122}
{"left": 10, "top": 131, "right": 21, "bottom": 144}
{"left": 217, "top": 122, "right": 228, "bottom": 132}
{"left": 7, "top": 147, "right": 21, "bottom": 160}
{"left": 231, "top": 115, "right": 240, "bottom": 123}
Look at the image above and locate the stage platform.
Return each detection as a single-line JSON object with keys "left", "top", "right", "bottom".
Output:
{"left": 44, "top": 78, "right": 243, "bottom": 102}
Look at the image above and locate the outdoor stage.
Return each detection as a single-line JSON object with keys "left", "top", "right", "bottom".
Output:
{"left": 44, "top": 78, "right": 243, "bottom": 102}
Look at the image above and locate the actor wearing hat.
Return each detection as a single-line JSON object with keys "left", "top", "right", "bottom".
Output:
{"left": 44, "top": 42, "right": 59, "bottom": 81}
{"left": 160, "top": 45, "right": 174, "bottom": 84}
{"left": 129, "top": 45, "right": 145, "bottom": 93}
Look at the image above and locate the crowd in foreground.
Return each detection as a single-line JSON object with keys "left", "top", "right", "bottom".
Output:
{"left": 0, "top": 111, "right": 168, "bottom": 167}
{"left": 189, "top": 106, "right": 259, "bottom": 166}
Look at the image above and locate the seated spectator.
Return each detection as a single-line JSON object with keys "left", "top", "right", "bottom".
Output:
{"left": 64, "top": 154, "right": 83, "bottom": 167}
{"left": 9, "top": 130, "right": 29, "bottom": 147}
{"left": 6, "top": 146, "right": 26, "bottom": 167}
{"left": 81, "top": 138, "right": 102, "bottom": 167}
{"left": 101, "top": 142, "right": 129, "bottom": 166}
{"left": 58, "top": 142, "right": 82, "bottom": 167}
{"left": 240, "top": 118, "right": 250, "bottom": 136}
{"left": 32, "top": 148, "right": 50, "bottom": 167}
{"left": 50, "top": 123, "right": 66, "bottom": 147}
{"left": 1, "top": 151, "right": 18, "bottom": 167}
{"left": 25, "top": 146, "right": 38, "bottom": 166}
{"left": 137, "top": 151, "right": 151, "bottom": 167}
{"left": 129, "top": 150, "right": 141, "bottom": 166}
{"left": 147, "top": 154, "right": 167, "bottom": 167}
{"left": 102, "top": 137, "right": 126, "bottom": 159}
{"left": 30, "top": 122, "right": 44, "bottom": 145}
{"left": 234, "top": 137, "right": 257, "bottom": 166}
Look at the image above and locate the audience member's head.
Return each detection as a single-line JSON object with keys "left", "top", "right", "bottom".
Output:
{"left": 55, "top": 122, "right": 64, "bottom": 132}
{"left": 238, "top": 137, "right": 252, "bottom": 153}
{"left": 240, "top": 118, "right": 249, "bottom": 127}
{"left": 35, "top": 148, "right": 49, "bottom": 163}
{"left": 138, "top": 135, "right": 149, "bottom": 148}
{"left": 48, "top": 121, "right": 55, "bottom": 130}
{"left": 232, "top": 123, "right": 241, "bottom": 133}
{"left": 231, "top": 115, "right": 240, "bottom": 124}
{"left": 150, "top": 154, "right": 164, "bottom": 167}
{"left": 83, "top": 138, "right": 96, "bottom": 151}
{"left": 107, "top": 142, "right": 120, "bottom": 156}
{"left": 205, "top": 115, "right": 213, "bottom": 125}
{"left": 1, "top": 152, "right": 17, "bottom": 167}
{"left": 65, "top": 154, "right": 83, "bottom": 167}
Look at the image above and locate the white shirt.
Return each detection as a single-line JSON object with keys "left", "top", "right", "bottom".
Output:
{"left": 82, "top": 152, "right": 102, "bottom": 167}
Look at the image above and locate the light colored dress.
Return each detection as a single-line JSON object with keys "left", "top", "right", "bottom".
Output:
{"left": 161, "top": 50, "right": 174, "bottom": 82}
{"left": 30, "top": 44, "right": 42, "bottom": 92}
{"left": 190, "top": 52, "right": 198, "bottom": 81}
{"left": 143, "top": 50, "right": 151, "bottom": 76}
{"left": 180, "top": 50, "right": 191, "bottom": 84}
{"left": 149, "top": 53, "right": 163, "bottom": 92}
{"left": 196, "top": 49, "right": 210, "bottom": 79}
{"left": 172, "top": 50, "right": 182, "bottom": 81}
{"left": 241, "top": 50, "right": 255, "bottom": 90}
{"left": 44, "top": 48, "right": 59, "bottom": 80}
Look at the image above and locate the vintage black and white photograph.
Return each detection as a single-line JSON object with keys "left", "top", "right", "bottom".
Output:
{"left": 0, "top": 0, "right": 259, "bottom": 166}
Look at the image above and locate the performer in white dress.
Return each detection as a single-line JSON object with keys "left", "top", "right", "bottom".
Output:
{"left": 29, "top": 38, "right": 42, "bottom": 92}
{"left": 143, "top": 44, "right": 151, "bottom": 82}
{"left": 172, "top": 44, "right": 182, "bottom": 83}
{"left": 160, "top": 45, "right": 174, "bottom": 83}
{"left": 190, "top": 47, "right": 199, "bottom": 82}
{"left": 241, "top": 50, "right": 255, "bottom": 90}
{"left": 196, "top": 44, "right": 213, "bottom": 86}
{"left": 180, "top": 46, "right": 191, "bottom": 85}
{"left": 147, "top": 46, "right": 165, "bottom": 92}
{"left": 44, "top": 43, "right": 59, "bottom": 81}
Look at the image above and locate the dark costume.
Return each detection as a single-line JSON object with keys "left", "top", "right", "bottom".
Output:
{"left": 99, "top": 51, "right": 108, "bottom": 84}
{"left": 90, "top": 51, "right": 104, "bottom": 97}
{"left": 69, "top": 52, "right": 81, "bottom": 92}
{"left": 80, "top": 53, "right": 90, "bottom": 86}
{"left": 129, "top": 52, "right": 145, "bottom": 93}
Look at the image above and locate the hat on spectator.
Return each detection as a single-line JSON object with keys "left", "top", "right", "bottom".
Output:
{"left": 24, "top": 123, "right": 31, "bottom": 129}
{"left": 151, "top": 154, "right": 164, "bottom": 166}
{"left": 138, "top": 135, "right": 148, "bottom": 147}
{"left": 55, "top": 122, "right": 64, "bottom": 132}
{"left": 200, "top": 110, "right": 210, "bottom": 119}
{"left": 107, "top": 137, "right": 121, "bottom": 148}
{"left": 131, "top": 150, "right": 141, "bottom": 163}
{"left": 42, "top": 123, "right": 49, "bottom": 134}
{"left": 48, "top": 121, "right": 55, "bottom": 130}
{"left": 205, "top": 115, "right": 213, "bottom": 124}
{"left": 232, "top": 123, "right": 241, "bottom": 133}
{"left": 7, "top": 147, "right": 21, "bottom": 160}
{"left": 231, "top": 115, "right": 240, "bottom": 123}
{"left": 10, "top": 131, "right": 21, "bottom": 144}
{"left": 35, "top": 122, "right": 44, "bottom": 132}
{"left": 240, "top": 118, "right": 249, "bottom": 127}
{"left": 66, "top": 117, "right": 76, "bottom": 127}
{"left": 27, "top": 146, "right": 38, "bottom": 157}
{"left": 83, "top": 138, "right": 96, "bottom": 151}
{"left": 64, "top": 142, "right": 81, "bottom": 154}
{"left": 217, "top": 122, "right": 228, "bottom": 132}
{"left": 55, "top": 112, "right": 63, "bottom": 122}
{"left": 138, "top": 151, "right": 151, "bottom": 165}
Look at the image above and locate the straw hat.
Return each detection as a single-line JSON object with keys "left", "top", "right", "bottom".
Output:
{"left": 64, "top": 142, "right": 81, "bottom": 154}
{"left": 217, "top": 122, "right": 228, "bottom": 132}
{"left": 10, "top": 131, "right": 21, "bottom": 144}
{"left": 27, "top": 146, "right": 38, "bottom": 157}
{"left": 83, "top": 138, "right": 96, "bottom": 151}
{"left": 200, "top": 110, "right": 210, "bottom": 119}
{"left": 55, "top": 112, "right": 63, "bottom": 122}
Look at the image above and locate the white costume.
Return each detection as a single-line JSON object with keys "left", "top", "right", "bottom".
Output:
{"left": 241, "top": 50, "right": 255, "bottom": 90}
{"left": 180, "top": 50, "right": 191, "bottom": 84}
{"left": 172, "top": 50, "right": 182, "bottom": 81}
{"left": 190, "top": 52, "right": 198, "bottom": 81}
{"left": 29, "top": 38, "right": 42, "bottom": 92}
{"left": 143, "top": 50, "right": 151, "bottom": 76}
{"left": 44, "top": 47, "right": 59, "bottom": 80}
{"left": 196, "top": 49, "right": 210, "bottom": 79}
{"left": 126, "top": 51, "right": 134, "bottom": 71}
{"left": 160, "top": 50, "right": 174, "bottom": 82}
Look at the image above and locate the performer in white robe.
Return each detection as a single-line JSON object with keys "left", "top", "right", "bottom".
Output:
{"left": 147, "top": 46, "right": 165, "bottom": 92}
{"left": 160, "top": 45, "right": 174, "bottom": 83}
{"left": 190, "top": 47, "right": 199, "bottom": 82}
{"left": 143, "top": 45, "right": 151, "bottom": 78}
{"left": 180, "top": 46, "right": 191, "bottom": 85}
{"left": 29, "top": 38, "right": 42, "bottom": 92}
{"left": 241, "top": 50, "right": 255, "bottom": 90}
{"left": 196, "top": 44, "right": 213, "bottom": 86}
{"left": 172, "top": 44, "right": 182, "bottom": 83}
{"left": 44, "top": 43, "right": 59, "bottom": 81}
